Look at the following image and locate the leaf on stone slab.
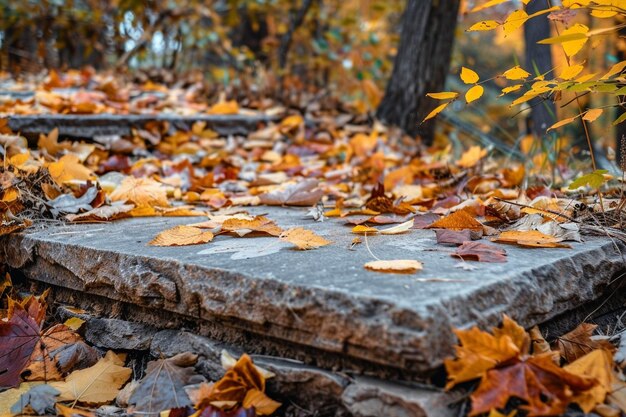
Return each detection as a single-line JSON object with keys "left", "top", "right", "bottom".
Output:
{"left": 453, "top": 241, "right": 507, "bottom": 263}
{"left": 51, "top": 350, "right": 131, "bottom": 404}
{"left": 65, "top": 203, "right": 134, "bottom": 222}
{"left": 279, "top": 228, "right": 331, "bottom": 250}
{"left": 109, "top": 177, "right": 169, "bottom": 207}
{"left": 258, "top": 179, "right": 323, "bottom": 206}
{"left": 379, "top": 219, "right": 414, "bottom": 235}
{"left": 150, "top": 226, "right": 214, "bottom": 247}
{"left": 221, "top": 216, "right": 282, "bottom": 237}
{"left": 47, "top": 154, "right": 95, "bottom": 186}
{"left": 364, "top": 260, "right": 423, "bottom": 274}
{"left": 351, "top": 225, "right": 379, "bottom": 234}
{"left": 10, "top": 384, "right": 59, "bottom": 415}
{"left": 493, "top": 230, "right": 571, "bottom": 248}
{"left": 48, "top": 187, "right": 98, "bottom": 216}
{"left": 435, "top": 229, "right": 482, "bottom": 245}
{"left": 128, "top": 352, "right": 198, "bottom": 415}
{"left": 554, "top": 323, "right": 615, "bottom": 363}
{"left": 426, "top": 210, "right": 483, "bottom": 231}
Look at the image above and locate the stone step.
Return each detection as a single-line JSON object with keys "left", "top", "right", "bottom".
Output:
{"left": 3, "top": 207, "right": 625, "bottom": 379}
{"left": 6, "top": 113, "right": 279, "bottom": 138}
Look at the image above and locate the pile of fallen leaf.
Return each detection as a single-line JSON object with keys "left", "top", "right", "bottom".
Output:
{"left": 446, "top": 315, "right": 626, "bottom": 417}
{"left": 0, "top": 278, "right": 281, "bottom": 417}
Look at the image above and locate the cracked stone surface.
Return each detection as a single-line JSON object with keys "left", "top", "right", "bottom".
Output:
{"left": 7, "top": 113, "right": 279, "bottom": 138}
{"left": 2, "top": 206, "right": 625, "bottom": 376}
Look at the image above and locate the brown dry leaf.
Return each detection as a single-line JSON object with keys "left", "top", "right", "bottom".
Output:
{"left": 242, "top": 389, "right": 282, "bottom": 415}
{"left": 258, "top": 179, "right": 323, "bottom": 206}
{"left": 564, "top": 349, "right": 617, "bottom": 413}
{"left": 149, "top": 226, "right": 214, "bottom": 246}
{"left": 222, "top": 216, "right": 282, "bottom": 237}
{"left": 38, "top": 128, "right": 67, "bottom": 155}
{"left": 47, "top": 154, "right": 95, "bottom": 186}
{"left": 279, "top": 228, "right": 331, "bottom": 250}
{"left": 435, "top": 229, "right": 482, "bottom": 245}
{"left": 364, "top": 259, "right": 422, "bottom": 273}
{"left": 109, "top": 177, "right": 169, "bottom": 207}
{"left": 426, "top": 210, "right": 483, "bottom": 231}
{"left": 493, "top": 230, "right": 571, "bottom": 248}
{"left": 453, "top": 241, "right": 507, "bottom": 263}
{"left": 22, "top": 323, "right": 83, "bottom": 382}
{"left": 457, "top": 146, "right": 488, "bottom": 168}
{"left": 555, "top": 323, "right": 615, "bottom": 363}
{"left": 470, "top": 354, "right": 596, "bottom": 416}
{"left": 51, "top": 350, "right": 131, "bottom": 404}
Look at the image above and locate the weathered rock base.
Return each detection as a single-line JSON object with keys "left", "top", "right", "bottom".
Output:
{"left": 50, "top": 304, "right": 461, "bottom": 417}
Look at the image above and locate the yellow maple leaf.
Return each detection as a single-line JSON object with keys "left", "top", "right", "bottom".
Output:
{"left": 109, "top": 177, "right": 169, "bottom": 207}
{"left": 47, "top": 154, "right": 95, "bottom": 186}
{"left": 279, "top": 227, "right": 331, "bottom": 250}
{"left": 149, "top": 226, "right": 214, "bottom": 246}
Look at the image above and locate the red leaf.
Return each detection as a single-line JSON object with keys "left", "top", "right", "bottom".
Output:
{"left": 453, "top": 241, "right": 507, "bottom": 263}
{"left": 0, "top": 301, "right": 40, "bottom": 387}
{"left": 435, "top": 229, "right": 482, "bottom": 245}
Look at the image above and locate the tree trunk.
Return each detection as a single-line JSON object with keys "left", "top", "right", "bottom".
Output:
{"left": 376, "top": 0, "right": 460, "bottom": 143}
{"left": 524, "top": 0, "right": 556, "bottom": 137}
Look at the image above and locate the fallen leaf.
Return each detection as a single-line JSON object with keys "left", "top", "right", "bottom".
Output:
{"left": 0, "top": 382, "right": 42, "bottom": 417}
{"left": 55, "top": 403, "right": 95, "bottom": 417}
{"left": 457, "top": 146, "right": 488, "bottom": 168}
{"left": 379, "top": 219, "right": 414, "bottom": 235}
{"left": 493, "top": 230, "right": 571, "bottom": 248}
{"left": 149, "top": 226, "right": 214, "bottom": 246}
{"left": 435, "top": 229, "right": 482, "bottom": 245}
{"left": 453, "top": 241, "right": 507, "bottom": 263}
{"left": 109, "top": 177, "right": 169, "bottom": 207}
{"left": 554, "top": 323, "right": 615, "bottom": 362}
{"left": 242, "top": 389, "right": 282, "bottom": 415}
{"left": 65, "top": 203, "right": 134, "bottom": 222}
{"left": 10, "top": 384, "right": 59, "bottom": 415}
{"left": 208, "top": 100, "right": 239, "bottom": 115}
{"left": 351, "top": 225, "right": 379, "bottom": 234}
{"left": 279, "top": 228, "right": 331, "bottom": 250}
{"left": 364, "top": 260, "right": 423, "bottom": 274}
{"left": 222, "top": 216, "right": 282, "bottom": 237}
{"left": 51, "top": 350, "right": 131, "bottom": 404}
{"left": 564, "top": 349, "right": 617, "bottom": 412}
{"left": 470, "top": 354, "right": 596, "bottom": 416}
{"left": 48, "top": 187, "right": 98, "bottom": 216}
{"left": 128, "top": 352, "right": 198, "bottom": 415}
{"left": 426, "top": 210, "right": 483, "bottom": 231}
{"left": 47, "top": 154, "right": 95, "bottom": 186}
{"left": 258, "top": 179, "right": 323, "bottom": 206}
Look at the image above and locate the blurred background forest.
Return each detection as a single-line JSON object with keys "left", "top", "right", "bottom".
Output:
{"left": 0, "top": 0, "right": 624, "bottom": 170}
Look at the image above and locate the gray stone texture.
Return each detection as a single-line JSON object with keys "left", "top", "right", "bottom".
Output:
{"left": 2, "top": 206, "right": 625, "bottom": 377}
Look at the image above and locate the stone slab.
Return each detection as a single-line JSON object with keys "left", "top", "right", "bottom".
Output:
{"left": 2, "top": 206, "right": 625, "bottom": 376}
{"left": 6, "top": 113, "right": 279, "bottom": 138}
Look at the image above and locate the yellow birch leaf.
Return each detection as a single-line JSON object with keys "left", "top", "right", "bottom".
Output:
{"left": 565, "top": 349, "right": 616, "bottom": 413}
{"left": 460, "top": 67, "right": 480, "bottom": 84}
{"left": 422, "top": 102, "right": 450, "bottom": 122}
{"left": 583, "top": 109, "right": 603, "bottom": 123}
{"left": 279, "top": 227, "right": 331, "bottom": 250}
{"left": 576, "top": 73, "right": 597, "bottom": 82}
{"left": 51, "top": 350, "right": 131, "bottom": 404}
{"left": 503, "top": 66, "right": 531, "bottom": 80}
{"left": 471, "top": 0, "right": 510, "bottom": 12}
{"left": 364, "top": 259, "right": 423, "bottom": 274}
{"left": 426, "top": 92, "right": 459, "bottom": 100}
{"left": 468, "top": 20, "right": 500, "bottom": 31}
{"left": 64, "top": 317, "right": 85, "bottom": 331}
{"left": 547, "top": 115, "right": 579, "bottom": 131}
{"left": 601, "top": 60, "right": 626, "bottom": 80}
{"left": 558, "top": 64, "right": 585, "bottom": 80}
{"left": 500, "top": 84, "right": 523, "bottom": 95}
{"left": 352, "top": 225, "right": 379, "bottom": 234}
{"left": 613, "top": 112, "right": 626, "bottom": 126}
{"left": 465, "top": 85, "right": 484, "bottom": 103}
{"left": 538, "top": 24, "right": 589, "bottom": 57}
{"left": 149, "top": 226, "right": 214, "bottom": 246}
{"left": 503, "top": 10, "right": 529, "bottom": 35}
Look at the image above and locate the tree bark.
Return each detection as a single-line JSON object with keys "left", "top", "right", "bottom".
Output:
{"left": 524, "top": 0, "right": 556, "bottom": 137}
{"left": 376, "top": 0, "right": 460, "bottom": 143}
{"left": 278, "top": 0, "right": 315, "bottom": 69}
